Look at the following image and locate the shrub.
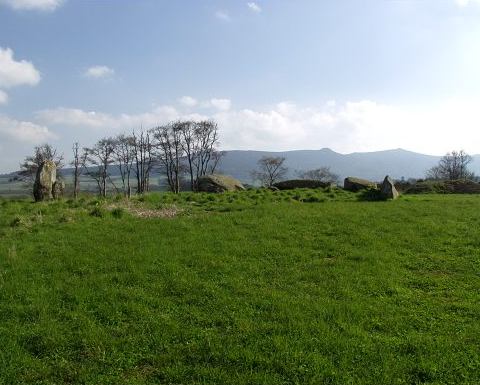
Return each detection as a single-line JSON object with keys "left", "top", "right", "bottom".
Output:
{"left": 292, "top": 193, "right": 302, "bottom": 201}
{"left": 358, "top": 188, "right": 387, "bottom": 201}
{"left": 10, "top": 216, "right": 27, "bottom": 227}
{"left": 444, "top": 180, "right": 480, "bottom": 194}
{"left": 111, "top": 208, "right": 125, "bottom": 219}
{"left": 89, "top": 207, "right": 105, "bottom": 218}
{"left": 273, "top": 179, "right": 331, "bottom": 190}
{"left": 303, "top": 195, "right": 324, "bottom": 203}
{"left": 405, "top": 182, "right": 438, "bottom": 194}
{"left": 405, "top": 180, "right": 480, "bottom": 195}
{"left": 58, "top": 214, "right": 73, "bottom": 223}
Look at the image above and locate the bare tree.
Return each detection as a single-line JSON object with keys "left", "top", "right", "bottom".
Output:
{"left": 132, "top": 130, "right": 154, "bottom": 194}
{"left": 192, "top": 120, "right": 220, "bottom": 184}
{"left": 19, "top": 144, "right": 64, "bottom": 182}
{"left": 179, "top": 120, "right": 197, "bottom": 191}
{"left": 83, "top": 138, "right": 116, "bottom": 197}
{"left": 208, "top": 150, "right": 225, "bottom": 175}
{"left": 297, "top": 167, "right": 339, "bottom": 184}
{"left": 252, "top": 156, "right": 288, "bottom": 187}
{"left": 426, "top": 150, "right": 474, "bottom": 180}
{"left": 113, "top": 134, "right": 135, "bottom": 197}
{"left": 71, "top": 142, "right": 81, "bottom": 199}
{"left": 153, "top": 122, "right": 184, "bottom": 193}
{"left": 179, "top": 120, "right": 221, "bottom": 190}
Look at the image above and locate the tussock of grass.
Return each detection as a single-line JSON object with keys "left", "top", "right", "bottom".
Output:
{"left": 89, "top": 206, "right": 105, "bottom": 218}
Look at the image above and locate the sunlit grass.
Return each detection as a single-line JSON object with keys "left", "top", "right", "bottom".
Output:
{"left": 0, "top": 190, "right": 479, "bottom": 384}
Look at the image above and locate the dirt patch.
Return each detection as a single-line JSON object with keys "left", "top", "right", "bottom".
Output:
{"left": 107, "top": 201, "right": 182, "bottom": 219}
{"left": 127, "top": 205, "right": 181, "bottom": 218}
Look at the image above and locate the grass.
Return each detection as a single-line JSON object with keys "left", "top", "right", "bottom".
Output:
{"left": 0, "top": 189, "right": 479, "bottom": 384}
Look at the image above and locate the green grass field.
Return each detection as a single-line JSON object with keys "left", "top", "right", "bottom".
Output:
{"left": 0, "top": 189, "right": 479, "bottom": 384}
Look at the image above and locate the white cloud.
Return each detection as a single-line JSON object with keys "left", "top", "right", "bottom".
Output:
{"left": 455, "top": 0, "right": 480, "bottom": 6}
{"left": 0, "top": 47, "right": 41, "bottom": 89}
{"left": 179, "top": 96, "right": 198, "bottom": 107}
{"left": 213, "top": 99, "right": 480, "bottom": 156}
{"left": 34, "top": 98, "right": 480, "bottom": 158}
{"left": 247, "top": 2, "right": 261, "bottom": 13}
{"left": 84, "top": 65, "right": 115, "bottom": 79}
{"left": 36, "top": 105, "right": 191, "bottom": 131}
{"left": 215, "top": 10, "right": 231, "bottom": 22}
{"left": 0, "top": 90, "right": 8, "bottom": 105}
{"left": 210, "top": 98, "right": 232, "bottom": 111}
{"left": 0, "top": 114, "right": 56, "bottom": 143}
{"left": 0, "top": 0, "right": 63, "bottom": 11}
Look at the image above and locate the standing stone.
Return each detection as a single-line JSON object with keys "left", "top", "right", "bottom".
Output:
{"left": 52, "top": 180, "right": 65, "bottom": 199}
{"left": 380, "top": 175, "right": 399, "bottom": 199}
{"left": 33, "top": 161, "right": 56, "bottom": 202}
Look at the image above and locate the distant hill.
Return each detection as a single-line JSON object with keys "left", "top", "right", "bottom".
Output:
{"left": 216, "top": 148, "right": 445, "bottom": 182}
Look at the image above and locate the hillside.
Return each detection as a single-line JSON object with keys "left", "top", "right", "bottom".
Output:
{"left": 216, "top": 148, "right": 445, "bottom": 181}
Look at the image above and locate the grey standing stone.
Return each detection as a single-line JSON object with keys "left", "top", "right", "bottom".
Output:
{"left": 52, "top": 180, "right": 65, "bottom": 199}
{"left": 380, "top": 175, "right": 399, "bottom": 199}
{"left": 33, "top": 161, "right": 57, "bottom": 202}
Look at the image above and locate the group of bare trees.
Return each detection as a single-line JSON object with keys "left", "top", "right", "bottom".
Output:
{"left": 77, "top": 120, "right": 221, "bottom": 197}
{"left": 426, "top": 150, "right": 475, "bottom": 181}
{"left": 20, "top": 120, "right": 221, "bottom": 198}
{"left": 82, "top": 132, "right": 155, "bottom": 198}
{"left": 152, "top": 121, "right": 222, "bottom": 193}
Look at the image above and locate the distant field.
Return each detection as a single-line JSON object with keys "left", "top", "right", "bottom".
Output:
{"left": 0, "top": 176, "right": 30, "bottom": 198}
{"left": 0, "top": 189, "right": 479, "bottom": 384}
{"left": 0, "top": 174, "right": 165, "bottom": 198}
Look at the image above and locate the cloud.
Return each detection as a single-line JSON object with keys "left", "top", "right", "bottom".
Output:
{"left": 247, "top": 2, "right": 261, "bottom": 13}
{"left": 0, "top": 90, "right": 8, "bottom": 105}
{"left": 0, "top": 114, "right": 56, "bottom": 143}
{"left": 210, "top": 98, "right": 232, "bottom": 111}
{"left": 455, "top": 0, "right": 480, "bottom": 6}
{"left": 0, "top": 0, "right": 63, "bottom": 11}
{"left": 0, "top": 114, "right": 57, "bottom": 172}
{"left": 179, "top": 96, "right": 198, "bottom": 107}
{"left": 215, "top": 10, "right": 231, "bottom": 22}
{"left": 214, "top": 99, "right": 480, "bottom": 156}
{"left": 0, "top": 47, "right": 41, "bottom": 89}
{"left": 36, "top": 105, "right": 194, "bottom": 131}
{"left": 35, "top": 98, "right": 480, "bottom": 158}
{"left": 84, "top": 65, "right": 115, "bottom": 79}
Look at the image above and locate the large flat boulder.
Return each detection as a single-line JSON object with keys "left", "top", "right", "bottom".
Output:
{"left": 33, "top": 161, "right": 57, "bottom": 202}
{"left": 197, "top": 174, "right": 245, "bottom": 193}
{"left": 344, "top": 177, "right": 377, "bottom": 192}
{"left": 273, "top": 179, "right": 332, "bottom": 190}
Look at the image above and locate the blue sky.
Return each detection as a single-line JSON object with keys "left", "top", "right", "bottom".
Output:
{"left": 1, "top": 0, "right": 480, "bottom": 172}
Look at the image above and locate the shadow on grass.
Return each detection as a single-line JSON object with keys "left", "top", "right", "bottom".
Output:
{"left": 357, "top": 188, "right": 388, "bottom": 202}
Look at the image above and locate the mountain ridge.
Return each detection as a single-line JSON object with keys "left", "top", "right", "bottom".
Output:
{"left": 216, "top": 148, "right": 480, "bottom": 182}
